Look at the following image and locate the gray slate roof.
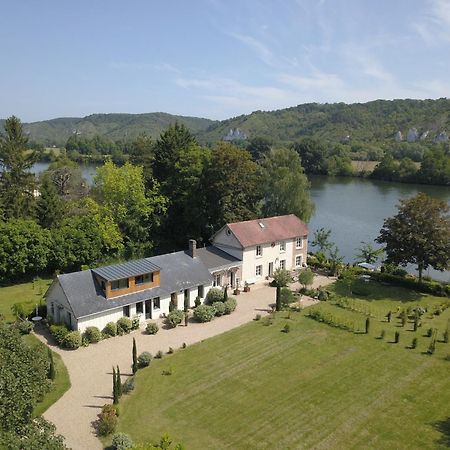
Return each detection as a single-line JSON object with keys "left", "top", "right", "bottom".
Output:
{"left": 196, "top": 246, "right": 241, "bottom": 272}
{"left": 92, "top": 259, "right": 160, "bottom": 281}
{"left": 56, "top": 251, "right": 213, "bottom": 319}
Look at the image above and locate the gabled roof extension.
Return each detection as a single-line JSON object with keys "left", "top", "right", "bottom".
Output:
{"left": 226, "top": 214, "right": 308, "bottom": 248}
{"left": 196, "top": 246, "right": 242, "bottom": 272}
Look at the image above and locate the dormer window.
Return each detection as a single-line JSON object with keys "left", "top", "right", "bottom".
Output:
{"left": 135, "top": 273, "right": 153, "bottom": 285}
{"left": 256, "top": 245, "right": 262, "bottom": 257}
{"left": 111, "top": 278, "right": 129, "bottom": 291}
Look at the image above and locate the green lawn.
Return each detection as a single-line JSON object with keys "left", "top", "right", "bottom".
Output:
{"left": 0, "top": 278, "right": 52, "bottom": 322}
{"left": 23, "top": 334, "right": 71, "bottom": 417}
{"left": 113, "top": 281, "right": 450, "bottom": 449}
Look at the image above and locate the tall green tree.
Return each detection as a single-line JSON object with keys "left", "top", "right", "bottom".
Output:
{"left": 376, "top": 193, "right": 450, "bottom": 281}
{"left": 0, "top": 116, "right": 41, "bottom": 218}
{"left": 259, "top": 147, "right": 314, "bottom": 222}
{"left": 132, "top": 338, "right": 138, "bottom": 374}
{"left": 128, "top": 133, "right": 155, "bottom": 187}
{"left": 94, "top": 161, "right": 166, "bottom": 256}
{"left": 273, "top": 268, "right": 291, "bottom": 312}
{"left": 311, "top": 228, "right": 333, "bottom": 254}
{"left": 36, "top": 176, "right": 63, "bottom": 229}
{"left": 292, "top": 138, "right": 328, "bottom": 174}
{"left": 200, "top": 143, "right": 261, "bottom": 235}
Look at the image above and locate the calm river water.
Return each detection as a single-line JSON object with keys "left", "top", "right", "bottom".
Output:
{"left": 29, "top": 163, "right": 450, "bottom": 281}
{"left": 309, "top": 175, "right": 450, "bottom": 282}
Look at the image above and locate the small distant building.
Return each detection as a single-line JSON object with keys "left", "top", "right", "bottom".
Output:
{"left": 223, "top": 128, "right": 248, "bottom": 141}
{"left": 407, "top": 128, "right": 418, "bottom": 143}
{"left": 434, "top": 131, "right": 449, "bottom": 143}
{"left": 394, "top": 131, "right": 403, "bottom": 142}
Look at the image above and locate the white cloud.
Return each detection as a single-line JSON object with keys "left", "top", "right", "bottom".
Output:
{"left": 413, "top": 0, "right": 450, "bottom": 43}
{"left": 229, "top": 32, "right": 277, "bottom": 67}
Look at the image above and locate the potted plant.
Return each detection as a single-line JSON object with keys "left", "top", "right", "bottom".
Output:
{"left": 243, "top": 282, "right": 250, "bottom": 293}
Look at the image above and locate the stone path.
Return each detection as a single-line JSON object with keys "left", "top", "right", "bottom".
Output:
{"left": 37, "top": 275, "right": 334, "bottom": 450}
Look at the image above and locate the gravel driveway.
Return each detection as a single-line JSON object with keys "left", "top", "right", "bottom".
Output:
{"left": 37, "top": 276, "right": 334, "bottom": 450}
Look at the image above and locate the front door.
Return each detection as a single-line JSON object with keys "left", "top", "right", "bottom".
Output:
{"left": 268, "top": 262, "right": 273, "bottom": 277}
{"left": 145, "top": 300, "right": 152, "bottom": 319}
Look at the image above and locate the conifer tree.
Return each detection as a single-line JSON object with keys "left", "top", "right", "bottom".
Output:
{"left": 116, "top": 365, "right": 122, "bottom": 398}
{"left": 36, "top": 176, "right": 62, "bottom": 229}
{"left": 112, "top": 366, "right": 118, "bottom": 404}
{"left": 132, "top": 338, "right": 138, "bottom": 374}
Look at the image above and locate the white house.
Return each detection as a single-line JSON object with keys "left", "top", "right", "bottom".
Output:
{"left": 46, "top": 214, "right": 308, "bottom": 332}
{"left": 211, "top": 214, "right": 308, "bottom": 286}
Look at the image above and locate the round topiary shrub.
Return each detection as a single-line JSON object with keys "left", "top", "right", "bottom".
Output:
{"left": 49, "top": 324, "right": 70, "bottom": 345}
{"left": 137, "top": 351, "right": 152, "bottom": 368}
{"left": 102, "top": 322, "right": 117, "bottom": 337}
{"left": 193, "top": 304, "right": 215, "bottom": 322}
{"left": 280, "top": 287, "right": 295, "bottom": 306}
{"left": 62, "top": 331, "right": 82, "bottom": 350}
{"left": 224, "top": 297, "right": 237, "bottom": 315}
{"left": 111, "top": 432, "right": 134, "bottom": 450}
{"left": 205, "top": 288, "right": 224, "bottom": 304}
{"left": 167, "top": 309, "right": 184, "bottom": 328}
{"left": 14, "top": 320, "right": 34, "bottom": 335}
{"left": 146, "top": 322, "right": 159, "bottom": 335}
{"left": 116, "top": 317, "right": 132, "bottom": 335}
{"left": 83, "top": 326, "right": 102, "bottom": 344}
{"left": 212, "top": 301, "right": 226, "bottom": 316}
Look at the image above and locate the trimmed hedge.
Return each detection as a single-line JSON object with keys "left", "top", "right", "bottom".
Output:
{"left": 62, "top": 331, "right": 82, "bottom": 349}
{"left": 224, "top": 297, "right": 237, "bottom": 314}
{"left": 167, "top": 309, "right": 184, "bottom": 328}
{"left": 103, "top": 322, "right": 117, "bottom": 337}
{"left": 111, "top": 432, "right": 134, "bottom": 450}
{"left": 83, "top": 326, "right": 102, "bottom": 343}
{"left": 116, "top": 317, "right": 133, "bottom": 335}
{"left": 212, "top": 301, "right": 226, "bottom": 316}
{"left": 146, "top": 322, "right": 159, "bottom": 335}
{"left": 369, "top": 272, "right": 449, "bottom": 297}
{"left": 193, "top": 304, "right": 215, "bottom": 322}
{"left": 206, "top": 288, "right": 224, "bottom": 304}
{"left": 49, "top": 324, "right": 70, "bottom": 345}
{"left": 137, "top": 351, "right": 152, "bottom": 368}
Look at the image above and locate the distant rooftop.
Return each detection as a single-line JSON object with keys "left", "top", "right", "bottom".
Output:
{"left": 92, "top": 259, "right": 160, "bottom": 281}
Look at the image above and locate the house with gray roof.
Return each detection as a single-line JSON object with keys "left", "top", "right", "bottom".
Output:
{"left": 46, "top": 215, "right": 307, "bottom": 332}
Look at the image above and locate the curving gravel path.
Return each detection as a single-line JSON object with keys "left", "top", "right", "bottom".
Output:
{"left": 36, "top": 276, "right": 334, "bottom": 450}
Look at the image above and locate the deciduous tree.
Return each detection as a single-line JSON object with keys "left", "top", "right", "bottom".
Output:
{"left": 376, "top": 193, "right": 450, "bottom": 281}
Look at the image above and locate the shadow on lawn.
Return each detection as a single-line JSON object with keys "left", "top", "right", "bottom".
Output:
{"left": 332, "top": 280, "right": 422, "bottom": 303}
{"left": 433, "top": 417, "right": 450, "bottom": 447}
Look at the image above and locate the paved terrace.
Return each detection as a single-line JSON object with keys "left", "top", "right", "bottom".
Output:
{"left": 36, "top": 276, "right": 334, "bottom": 450}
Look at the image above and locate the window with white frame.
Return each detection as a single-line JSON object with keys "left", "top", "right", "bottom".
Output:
{"left": 279, "top": 241, "right": 286, "bottom": 252}
{"left": 295, "top": 255, "right": 302, "bottom": 268}
{"left": 255, "top": 265, "right": 262, "bottom": 276}
{"left": 213, "top": 274, "right": 222, "bottom": 287}
{"left": 280, "top": 260, "right": 286, "bottom": 270}
{"left": 256, "top": 245, "right": 262, "bottom": 257}
{"left": 296, "top": 237, "right": 303, "bottom": 249}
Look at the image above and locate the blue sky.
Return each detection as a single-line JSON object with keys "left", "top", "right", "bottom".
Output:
{"left": 1, "top": 0, "right": 449, "bottom": 122}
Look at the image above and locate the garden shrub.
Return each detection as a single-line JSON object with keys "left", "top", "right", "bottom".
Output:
{"left": 81, "top": 336, "right": 90, "bottom": 347}
{"left": 280, "top": 287, "right": 295, "bottom": 306}
{"left": 102, "top": 321, "right": 117, "bottom": 337}
{"left": 122, "top": 377, "right": 135, "bottom": 394}
{"left": 282, "top": 323, "right": 290, "bottom": 333}
{"left": 14, "top": 320, "right": 34, "bottom": 335}
{"left": 116, "top": 317, "right": 132, "bottom": 335}
{"left": 182, "top": 342, "right": 187, "bottom": 349}
{"left": 49, "top": 324, "right": 70, "bottom": 345}
{"left": 394, "top": 331, "right": 400, "bottom": 343}
{"left": 167, "top": 347, "right": 174, "bottom": 354}
{"left": 254, "top": 314, "right": 261, "bottom": 321}
{"left": 155, "top": 350, "right": 163, "bottom": 359}
{"left": 167, "top": 309, "right": 184, "bottom": 328}
{"left": 102, "top": 404, "right": 119, "bottom": 416}
{"left": 131, "top": 316, "right": 140, "bottom": 331}
{"left": 212, "top": 301, "right": 226, "bottom": 316}
{"left": 318, "top": 289, "right": 330, "bottom": 301}
{"left": 193, "top": 304, "right": 215, "bottom": 322}
{"left": 137, "top": 351, "right": 152, "bottom": 368}
{"left": 62, "top": 331, "right": 82, "bottom": 349}
{"left": 111, "top": 432, "right": 134, "bottom": 450}
{"left": 145, "top": 322, "right": 159, "bottom": 335}
{"left": 411, "top": 337, "right": 418, "bottom": 349}
{"left": 444, "top": 330, "right": 449, "bottom": 343}
{"left": 83, "top": 326, "right": 102, "bottom": 343}
{"left": 426, "top": 328, "right": 433, "bottom": 337}
{"left": 224, "top": 297, "right": 237, "bottom": 314}
{"left": 97, "top": 408, "right": 118, "bottom": 436}
{"left": 205, "top": 288, "right": 224, "bottom": 304}
{"left": 194, "top": 296, "right": 201, "bottom": 307}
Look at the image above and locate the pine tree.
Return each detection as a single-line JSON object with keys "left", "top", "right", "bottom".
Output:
{"left": 132, "top": 338, "right": 138, "bottom": 374}
{"left": 116, "top": 365, "right": 122, "bottom": 398}
{"left": 47, "top": 348, "right": 56, "bottom": 380}
{"left": 365, "top": 317, "right": 370, "bottom": 334}
{"left": 36, "top": 176, "right": 62, "bottom": 229}
{"left": 223, "top": 286, "right": 228, "bottom": 302}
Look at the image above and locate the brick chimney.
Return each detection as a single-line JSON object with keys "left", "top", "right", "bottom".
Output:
{"left": 188, "top": 239, "right": 197, "bottom": 258}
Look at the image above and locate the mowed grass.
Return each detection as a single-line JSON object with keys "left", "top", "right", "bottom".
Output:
{"left": 22, "top": 334, "right": 71, "bottom": 417}
{"left": 0, "top": 278, "right": 52, "bottom": 322}
{"left": 114, "top": 282, "right": 450, "bottom": 449}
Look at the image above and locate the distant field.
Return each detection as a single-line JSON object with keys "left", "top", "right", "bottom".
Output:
{"left": 113, "top": 281, "right": 450, "bottom": 449}
{"left": 0, "top": 278, "right": 52, "bottom": 322}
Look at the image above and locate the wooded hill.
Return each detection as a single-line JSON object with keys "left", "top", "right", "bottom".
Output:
{"left": 0, "top": 112, "right": 214, "bottom": 146}
{"left": 1, "top": 98, "right": 449, "bottom": 147}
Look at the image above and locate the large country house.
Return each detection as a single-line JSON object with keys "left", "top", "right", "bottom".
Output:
{"left": 46, "top": 214, "right": 308, "bottom": 332}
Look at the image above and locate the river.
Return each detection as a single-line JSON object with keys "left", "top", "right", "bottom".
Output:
{"left": 309, "top": 175, "right": 450, "bottom": 282}
{"left": 25, "top": 163, "right": 450, "bottom": 282}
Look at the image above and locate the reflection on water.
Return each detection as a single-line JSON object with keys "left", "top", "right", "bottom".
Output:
{"left": 30, "top": 162, "right": 98, "bottom": 184}
{"left": 309, "top": 176, "right": 450, "bottom": 282}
